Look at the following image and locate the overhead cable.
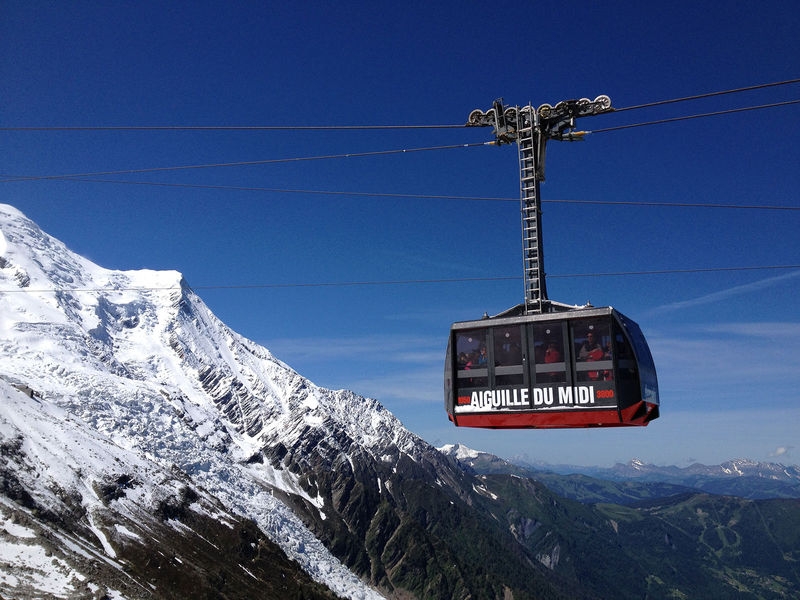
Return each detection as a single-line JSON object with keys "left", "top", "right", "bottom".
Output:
{"left": 4, "top": 98, "right": 799, "bottom": 184}
{"left": 0, "top": 142, "right": 490, "bottom": 183}
{"left": 4, "top": 265, "right": 799, "bottom": 294}
{"left": 547, "top": 264, "right": 800, "bottom": 279}
{"left": 0, "top": 124, "right": 465, "bottom": 132}
{"left": 20, "top": 177, "right": 800, "bottom": 212}
{"left": 2, "top": 79, "right": 798, "bottom": 131}
{"left": 591, "top": 99, "right": 800, "bottom": 134}
{"left": 3, "top": 81, "right": 799, "bottom": 186}
{"left": 613, "top": 78, "right": 800, "bottom": 112}
{"left": 190, "top": 265, "right": 800, "bottom": 288}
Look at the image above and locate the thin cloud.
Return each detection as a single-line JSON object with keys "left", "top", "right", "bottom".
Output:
{"left": 263, "top": 334, "right": 442, "bottom": 365}
{"left": 345, "top": 365, "right": 443, "bottom": 404}
{"left": 262, "top": 334, "right": 445, "bottom": 406}
{"left": 646, "top": 321, "right": 800, "bottom": 412}
{"left": 769, "top": 446, "right": 793, "bottom": 459}
{"left": 702, "top": 321, "right": 800, "bottom": 340}
{"left": 647, "top": 270, "right": 800, "bottom": 315}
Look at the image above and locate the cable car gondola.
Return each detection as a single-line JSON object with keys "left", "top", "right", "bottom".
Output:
{"left": 445, "top": 97, "right": 659, "bottom": 429}
{"left": 445, "top": 304, "right": 659, "bottom": 428}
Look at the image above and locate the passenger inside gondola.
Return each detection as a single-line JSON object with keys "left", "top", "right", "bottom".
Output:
{"left": 494, "top": 329, "right": 522, "bottom": 366}
{"left": 544, "top": 341, "right": 561, "bottom": 364}
{"left": 476, "top": 345, "right": 488, "bottom": 366}
{"left": 577, "top": 331, "right": 603, "bottom": 361}
{"left": 574, "top": 324, "right": 612, "bottom": 381}
{"left": 531, "top": 324, "right": 566, "bottom": 383}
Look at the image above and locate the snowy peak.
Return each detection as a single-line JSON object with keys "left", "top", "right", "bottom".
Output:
{"left": 612, "top": 458, "right": 800, "bottom": 481}
{"left": 0, "top": 203, "right": 186, "bottom": 381}
{"left": 1, "top": 204, "right": 437, "bottom": 598}
{"left": 439, "top": 443, "right": 481, "bottom": 461}
{"left": 0, "top": 203, "right": 179, "bottom": 294}
{"left": 0, "top": 203, "right": 407, "bottom": 462}
{"left": 1, "top": 201, "right": 413, "bottom": 456}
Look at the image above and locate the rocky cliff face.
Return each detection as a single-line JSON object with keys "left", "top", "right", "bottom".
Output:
{"left": 0, "top": 380, "right": 339, "bottom": 599}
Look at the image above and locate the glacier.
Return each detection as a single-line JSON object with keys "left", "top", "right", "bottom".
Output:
{"left": 0, "top": 203, "right": 392, "bottom": 599}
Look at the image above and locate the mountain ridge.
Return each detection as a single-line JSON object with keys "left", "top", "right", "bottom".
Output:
{"left": 3, "top": 203, "right": 799, "bottom": 599}
{"left": 0, "top": 204, "right": 577, "bottom": 599}
{"left": 0, "top": 203, "right": 395, "bottom": 598}
{"left": 441, "top": 443, "right": 800, "bottom": 502}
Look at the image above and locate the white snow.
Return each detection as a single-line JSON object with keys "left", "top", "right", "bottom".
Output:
{"left": 113, "top": 524, "right": 143, "bottom": 540}
{"left": 0, "top": 498, "right": 92, "bottom": 597}
{"left": 440, "top": 443, "right": 482, "bottom": 461}
{"left": 0, "top": 203, "right": 387, "bottom": 600}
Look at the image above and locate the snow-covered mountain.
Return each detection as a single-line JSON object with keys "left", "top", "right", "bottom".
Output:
{"left": 577, "top": 458, "right": 800, "bottom": 499}
{"left": 590, "top": 457, "right": 800, "bottom": 482}
{"left": 0, "top": 204, "right": 572, "bottom": 600}
{"left": 1, "top": 203, "right": 400, "bottom": 598}
{"left": 4, "top": 204, "right": 800, "bottom": 600}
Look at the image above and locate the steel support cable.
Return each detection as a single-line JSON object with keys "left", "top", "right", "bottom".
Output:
{"left": 191, "top": 265, "right": 800, "bottom": 288}
{"left": 2, "top": 78, "right": 798, "bottom": 130}
{"left": 4, "top": 265, "right": 799, "bottom": 294}
{"left": 611, "top": 78, "right": 800, "bottom": 112}
{"left": 0, "top": 124, "right": 466, "bottom": 132}
{"left": 3, "top": 91, "right": 799, "bottom": 183}
{"left": 19, "top": 177, "right": 800, "bottom": 212}
{"left": 548, "top": 264, "right": 800, "bottom": 279}
{"left": 4, "top": 102, "right": 799, "bottom": 183}
{"left": 591, "top": 99, "right": 800, "bottom": 133}
{"left": 0, "top": 142, "right": 490, "bottom": 183}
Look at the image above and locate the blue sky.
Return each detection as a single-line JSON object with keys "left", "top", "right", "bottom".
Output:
{"left": 2, "top": 1, "right": 799, "bottom": 467}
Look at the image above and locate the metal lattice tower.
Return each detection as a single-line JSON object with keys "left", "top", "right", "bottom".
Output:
{"left": 467, "top": 95, "right": 613, "bottom": 314}
{"left": 516, "top": 106, "right": 547, "bottom": 313}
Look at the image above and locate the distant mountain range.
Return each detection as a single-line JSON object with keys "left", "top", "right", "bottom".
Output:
{"left": 560, "top": 457, "right": 800, "bottom": 499}
{"left": 2, "top": 203, "right": 799, "bottom": 600}
{"left": 441, "top": 444, "right": 800, "bottom": 503}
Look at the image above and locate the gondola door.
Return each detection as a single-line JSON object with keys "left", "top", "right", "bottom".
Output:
{"left": 525, "top": 318, "right": 622, "bottom": 426}
{"left": 450, "top": 323, "right": 530, "bottom": 426}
